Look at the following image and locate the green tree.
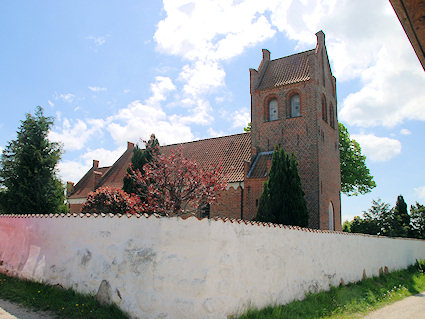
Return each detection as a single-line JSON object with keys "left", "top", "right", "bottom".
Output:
{"left": 122, "top": 134, "right": 159, "bottom": 196}
{"left": 255, "top": 147, "right": 308, "bottom": 227}
{"left": 410, "top": 202, "right": 425, "bottom": 239}
{"left": 244, "top": 122, "right": 376, "bottom": 197}
{"left": 390, "top": 195, "right": 410, "bottom": 237}
{"left": 339, "top": 123, "right": 376, "bottom": 196}
{"left": 0, "top": 106, "right": 67, "bottom": 214}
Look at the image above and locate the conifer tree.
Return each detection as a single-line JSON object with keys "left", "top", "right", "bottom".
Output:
{"left": 255, "top": 147, "right": 308, "bottom": 227}
{"left": 0, "top": 106, "right": 66, "bottom": 214}
{"left": 390, "top": 195, "right": 410, "bottom": 237}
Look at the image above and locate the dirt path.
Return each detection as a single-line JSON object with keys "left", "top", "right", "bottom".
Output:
{"left": 0, "top": 299, "right": 56, "bottom": 319}
{"left": 362, "top": 292, "right": 425, "bottom": 319}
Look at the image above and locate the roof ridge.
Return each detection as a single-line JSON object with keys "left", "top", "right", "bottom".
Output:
{"left": 270, "top": 48, "right": 315, "bottom": 62}
{"left": 162, "top": 132, "right": 250, "bottom": 147}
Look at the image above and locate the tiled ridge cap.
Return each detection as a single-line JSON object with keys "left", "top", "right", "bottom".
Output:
{"left": 1, "top": 214, "right": 424, "bottom": 240}
{"left": 270, "top": 48, "right": 315, "bottom": 62}
{"left": 162, "top": 132, "right": 249, "bottom": 148}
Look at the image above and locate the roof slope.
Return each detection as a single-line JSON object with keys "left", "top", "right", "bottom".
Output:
{"left": 69, "top": 166, "right": 110, "bottom": 199}
{"left": 69, "top": 133, "right": 252, "bottom": 199}
{"left": 257, "top": 50, "right": 314, "bottom": 91}
{"left": 247, "top": 151, "right": 273, "bottom": 179}
{"left": 162, "top": 133, "right": 251, "bottom": 183}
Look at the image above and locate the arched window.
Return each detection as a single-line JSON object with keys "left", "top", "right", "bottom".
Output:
{"left": 322, "top": 95, "right": 327, "bottom": 122}
{"left": 268, "top": 98, "right": 278, "bottom": 121}
{"left": 329, "top": 103, "right": 335, "bottom": 128}
{"left": 329, "top": 202, "right": 334, "bottom": 230}
{"left": 290, "top": 94, "right": 300, "bottom": 117}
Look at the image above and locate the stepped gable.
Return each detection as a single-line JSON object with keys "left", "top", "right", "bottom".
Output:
{"left": 162, "top": 133, "right": 251, "bottom": 183}
{"left": 256, "top": 49, "right": 314, "bottom": 91}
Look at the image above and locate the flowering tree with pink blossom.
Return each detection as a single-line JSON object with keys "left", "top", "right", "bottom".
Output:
{"left": 128, "top": 147, "right": 227, "bottom": 216}
{"left": 81, "top": 186, "right": 142, "bottom": 215}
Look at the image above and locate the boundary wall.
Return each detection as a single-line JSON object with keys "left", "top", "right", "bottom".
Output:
{"left": 1, "top": 214, "right": 425, "bottom": 318}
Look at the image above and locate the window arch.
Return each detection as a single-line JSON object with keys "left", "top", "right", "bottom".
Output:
{"left": 329, "top": 102, "right": 335, "bottom": 128}
{"left": 321, "top": 95, "right": 327, "bottom": 122}
{"left": 329, "top": 202, "right": 334, "bottom": 231}
{"left": 268, "top": 98, "right": 278, "bottom": 121}
{"left": 290, "top": 94, "right": 300, "bottom": 117}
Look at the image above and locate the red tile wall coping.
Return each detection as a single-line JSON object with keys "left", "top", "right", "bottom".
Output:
{"left": 1, "top": 214, "right": 423, "bottom": 241}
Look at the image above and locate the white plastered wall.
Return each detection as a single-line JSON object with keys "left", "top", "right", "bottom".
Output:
{"left": 0, "top": 215, "right": 425, "bottom": 319}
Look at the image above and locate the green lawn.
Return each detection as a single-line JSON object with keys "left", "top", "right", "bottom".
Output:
{"left": 235, "top": 260, "right": 425, "bottom": 319}
{"left": 0, "top": 272, "right": 129, "bottom": 318}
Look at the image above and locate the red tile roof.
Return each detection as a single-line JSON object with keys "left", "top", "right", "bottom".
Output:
{"left": 247, "top": 151, "right": 273, "bottom": 179}
{"left": 69, "top": 133, "right": 252, "bottom": 199}
{"left": 257, "top": 50, "right": 313, "bottom": 91}
{"left": 162, "top": 133, "right": 251, "bottom": 183}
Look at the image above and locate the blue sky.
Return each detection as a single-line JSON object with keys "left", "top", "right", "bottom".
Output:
{"left": 1, "top": 0, "right": 424, "bottom": 222}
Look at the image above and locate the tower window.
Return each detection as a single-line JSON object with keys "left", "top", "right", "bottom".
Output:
{"left": 268, "top": 98, "right": 278, "bottom": 121}
{"left": 290, "top": 94, "right": 300, "bottom": 117}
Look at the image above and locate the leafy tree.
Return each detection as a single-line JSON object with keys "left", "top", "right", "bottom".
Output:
{"left": 244, "top": 122, "right": 251, "bottom": 132}
{"left": 81, "top": 187, "right": 142, "bottom": 215}
{"left": 339, "top": 123, "right": 376, "bottom": 196}
{"left": 342, "top": 220, "right": 351, "bottom": 232}
{"left": 255, "top": 147, "right": 308, "bottom": 227}
{"left": 410, "top": 202, "right": 425, "bottom": 239}
{"left": 123, "top": 134, "right": 159, "bottom": 195}
{"left": 0, "top": 106, "right": 67, "bottom": 214}
{"left": 129, "top": 147, "right": 227, "bottom": 216}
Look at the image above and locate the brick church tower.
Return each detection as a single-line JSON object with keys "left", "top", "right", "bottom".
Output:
{"left": 246, "top": 31, "right": 341, "bottom": 230}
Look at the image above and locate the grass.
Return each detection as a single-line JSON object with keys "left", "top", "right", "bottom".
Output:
{"left": 235, "top": 260, "right": 425, "bottom": 319}
{"left": 0, "top": 272, "right": 129, "bottom": 318}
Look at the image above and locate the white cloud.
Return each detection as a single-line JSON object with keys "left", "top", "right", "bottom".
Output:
{"left": 50, "top": 118, "right": 105, "bottom": 151}
{"left": 231, "top": 108, "right": 250, "bottom": 129}
{"left": 208, "top": 128, "right": 225, "bottom": 138}
{"left": 415, "top": 186, "right": 425, "bottom": 202}
{"left": 57, "top": 146, "right": 126, "bottom": 183}
{"left": 179, "top": 61, "right": 225, "bottom": 97}
{"left": 55, "top": 93, "right": 75, "bottom": 103}
{"left": 57, "top": 160, "right": 90, "bottom": 183}
{"left": 146, "top": 76, "right": 176, "bottom": 106}
{"left": 88, "top": 86, "right": 107, "bottom": 92}
{"left": 153, "top": 0, "right": 425, "bottom": 131}
{"left": 86, "top": 36, "right": 106, "bottom": 47}
{"left": 352, "top": 134, "right": 401, "bottom": 162}
{"left": 47, "top": 100, "right": 54, "bottom": 107}
{"left": 400, "top": 128, "right": 411, "bottom": 135}
{"left": 81, "top": 147, "right": 126, "bottom": 167}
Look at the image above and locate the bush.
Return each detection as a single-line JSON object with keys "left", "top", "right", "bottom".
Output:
{"left": 81, "top": 187, "right": 142, "bottom": 215}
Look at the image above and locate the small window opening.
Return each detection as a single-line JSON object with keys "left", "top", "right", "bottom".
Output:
{"left": 269, "top": 98, "right": 278, "bottom": 121}
{"left": 290, "top": 94, "right": 300, "bottom": 117}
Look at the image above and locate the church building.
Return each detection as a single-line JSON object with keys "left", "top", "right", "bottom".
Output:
{"left": 67, "top": 31, "right": 341, "bottom": 231}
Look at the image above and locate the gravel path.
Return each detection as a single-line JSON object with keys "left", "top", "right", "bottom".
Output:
{"left": 0, "top": 299, "right": 56, "bottom": 319}
{"left": 362, "top": 292, "right": 425, "bottom": 319}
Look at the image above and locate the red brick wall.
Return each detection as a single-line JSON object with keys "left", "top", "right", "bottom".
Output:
{"left": 211, "top": 186, "right": 243, "bottom": 219}
{"left": 243, "top": 177, "right": 266, "bottom": 220}
{"left": 249, "top": 37, "right": 341, "bottom": 230}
